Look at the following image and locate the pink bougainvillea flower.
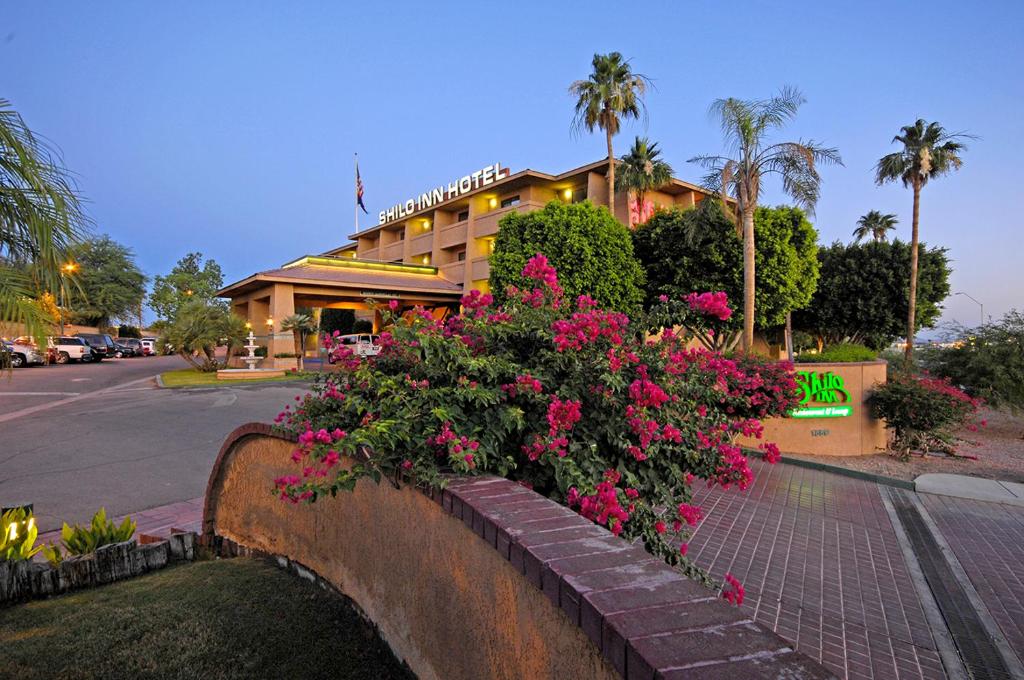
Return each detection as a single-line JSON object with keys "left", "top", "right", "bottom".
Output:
{"left": 722, "top": 573, "right": 745, "bottom": 606}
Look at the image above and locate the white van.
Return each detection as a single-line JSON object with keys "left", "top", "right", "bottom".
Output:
{"left": 329, "top": 334, "right": 381, "bottom": 362}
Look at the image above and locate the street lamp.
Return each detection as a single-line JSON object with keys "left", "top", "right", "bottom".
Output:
{"left": 954, "top": 292, "right": 984, "bottom": 327}
{"left": 59, "top": 262, "right": 79, "bottom": 335}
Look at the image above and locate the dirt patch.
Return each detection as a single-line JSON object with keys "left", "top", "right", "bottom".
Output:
{"left": 786, "top": 408, "right": 1024, "bottom": 483}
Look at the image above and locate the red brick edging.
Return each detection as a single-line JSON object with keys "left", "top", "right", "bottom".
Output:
{"left": 204, "top": 423, "right": 833, "bottom": 679}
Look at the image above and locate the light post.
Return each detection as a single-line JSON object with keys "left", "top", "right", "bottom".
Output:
{"left": 954, "top": 292, "right": 984, "bottom": 327}
{"left": 59, "top": 262, "right": 79, "bottom": 335}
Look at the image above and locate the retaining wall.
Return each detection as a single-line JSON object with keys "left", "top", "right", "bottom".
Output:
{"left": 204, "top": 423, "right": 833, "bottom": 679}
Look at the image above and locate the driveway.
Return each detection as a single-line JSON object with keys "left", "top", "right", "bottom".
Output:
{"left": 0, "top": 357, "right": 306, "bottom": 532}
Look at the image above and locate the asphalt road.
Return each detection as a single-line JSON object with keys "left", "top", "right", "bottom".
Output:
{"left": 0, "top": 356, "right": 306, "bottom": 531}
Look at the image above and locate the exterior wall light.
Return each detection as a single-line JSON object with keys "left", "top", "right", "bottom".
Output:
{"left": 422, "top": 219, "right": 432, "bottom": 231}
{"left": 563, "top": 188, "right": 572, "bottom": 201}
{"left": 422, "top": 255, "right": 431, "bottom": 265}
{"left": 488, "top": 197, "right": 497, "bottom": 209}
{"left": 266, "top": 318, "right": 274, "bottom": 330}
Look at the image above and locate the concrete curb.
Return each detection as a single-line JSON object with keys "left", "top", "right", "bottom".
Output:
{"left": 774, "top": 453, "right": 916, "bottom": 490}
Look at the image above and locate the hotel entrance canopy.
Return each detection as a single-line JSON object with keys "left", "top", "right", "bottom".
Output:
{"left": 217, "top": 254, "right": 464, "bottom": 311}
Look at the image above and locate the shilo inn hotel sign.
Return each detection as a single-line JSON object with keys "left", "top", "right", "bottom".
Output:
{"left": 379, "top": 163, "right": 511, "bottom": 226}
{"left": 791, "top": 370, "right": 854, "bottom": 419}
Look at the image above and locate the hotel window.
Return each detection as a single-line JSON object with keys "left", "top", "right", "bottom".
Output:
{"left": 395, "top": 228, "right": 405, "bottom": 241}
{"left": 500, "top": 195, "right": 520, "bottom": 208}
{"left": 572, "top": 187, "right": 587, "bottom": 203}
{"left": 456, "top": 249, "right": 466, "bottom": 262}
{"left": 457, "top": 209, "right": 469, "bottom": 222}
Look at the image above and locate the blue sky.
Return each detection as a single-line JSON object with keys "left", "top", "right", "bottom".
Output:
{"left": 4, "top": 1, "right": 1021, "bottom": 329}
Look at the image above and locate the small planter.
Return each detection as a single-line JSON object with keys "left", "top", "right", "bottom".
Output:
{"left": 0, "top": 532, "right": 198, "bottom": 607}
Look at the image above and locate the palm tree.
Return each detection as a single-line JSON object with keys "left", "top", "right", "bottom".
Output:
{"left": 1, "top": 99, "right": 87, "bottom": 342}
{"left": 616, "top": 136, "right": 673, "bottom": 225}
{"left": 569, "top": 52, "right": 651, "bottom": 219}
{"left": 876, "top": 119, "right": 969, "bottom": 364}
{"left": 690, "top": 87, "right": 841, "bottom": 351}
{"left": 852, "top": 210, "right": 898, "bottom": 243}
{"left": 281, "top": 313, "right": 316, "bottom": 371}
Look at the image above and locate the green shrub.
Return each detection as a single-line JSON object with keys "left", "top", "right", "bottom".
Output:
{"left": 490, "top": 200, "right": 645, "bottom": 313}
{"left": 1, "top": 507, "right": 43, "bottom": 562}
{"left": 921, "top": 311, "right": 1024, "bottom": 412}
{"left": 799, "top": 343, "right": 877, "bottom": 363}
{"left": 60, "top": 508, "right": 136, "bottom": 556}
{"left": 867, "top": 373, "right": 981, "bottom": 457}
{"left": 274, "top": 352, "right": 299, "bottom": 358}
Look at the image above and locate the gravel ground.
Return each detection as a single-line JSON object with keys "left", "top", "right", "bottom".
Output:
{"left": 786, "top": 407, "right": 1024, "bottom": 483}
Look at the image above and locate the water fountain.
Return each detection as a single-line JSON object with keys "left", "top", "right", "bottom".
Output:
{"left": 216, "top": 330, "right": 286, "bottom": 380}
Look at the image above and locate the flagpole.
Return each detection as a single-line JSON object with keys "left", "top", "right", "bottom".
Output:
{"left": 354, "top": 152, "right": 359, "bottom": 233}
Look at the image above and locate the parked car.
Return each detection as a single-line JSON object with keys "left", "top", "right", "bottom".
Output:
{"left": 50, "top": 336, "right": 94, "bottom": 363}
{"left": 139, "top": 337, "right": 157, "bottom": 356}
{"left": 2, "top": 338, "right": 46, "bottom": 368}
{"left": 118, "top": 338, "right": 145, "bottom": 357}
{"left": 14, "top": 336, "right": 58, "bottom": 364}
{"left": 327, "top": 334, "right": 381, "bottom": 363}
{"left": 75, "top": 333, "right": 115, "bottom": 361}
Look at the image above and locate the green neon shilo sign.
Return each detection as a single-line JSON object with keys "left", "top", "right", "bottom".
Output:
{"left": 791, "top": 370, "right": 853, "bottom": 418}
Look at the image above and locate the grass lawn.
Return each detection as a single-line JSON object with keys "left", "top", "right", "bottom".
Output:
{"left": 0, "top": 558, "right": 413, "bottom": 680}
{"left": 160, "top": 367, "right": 309, "bottom": 388}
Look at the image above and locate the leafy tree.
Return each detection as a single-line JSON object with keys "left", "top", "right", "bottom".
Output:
{"left": 690, "top": 87, "right": 841, "bottom": 351}
{"left": 320, "top": 308, "right": 355, "bottom": 337}
{"left": 489, "top": 200, "right": 645, "bottom": 312}
{"left": 792, "top": 240, "right": 950, "bottom": 350}
{"left": 875, "top": 120, "right": 970, "bottom": 364}
{"left": 0, "top": 99, "right": 88, "bottom": 341}
{"left": 922, "top": 311, "right": 1024, "bottom": 412}
{"left": 633, "top": 202, "right": 819, "bottom": 349}
{"left": 149, "top": 252, "right": 224, "bottom": 322}
{"left": 852, "top": 210, "right": 898, "bottom": 243}
{"left": 281, "top": 313, "right": 316, "bottom": 371}
{"left": 117, "top": 324, "right": 141, "bottom": 338}
{"left": 65, "top": 236, "right": 146, "bottom": 331}
{"left": 160, "top": 298, "right": 246, "bottom": 372}
{"left": 616, "top": 136, "right": 673, "bottom": 224}
{"left": 569, "top": 52, "right": 651, "bottom": 219}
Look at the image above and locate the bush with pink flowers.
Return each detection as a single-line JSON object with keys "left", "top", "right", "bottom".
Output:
{"left": 273, "top": 254, "right": 799, "bottom": 587}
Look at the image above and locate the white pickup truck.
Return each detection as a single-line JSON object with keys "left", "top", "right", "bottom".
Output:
{"left": 51, "top": 336, "right": 95, "bottom": 363}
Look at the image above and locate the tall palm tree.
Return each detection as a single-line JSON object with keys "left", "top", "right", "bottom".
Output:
{"left": 569, "top": 52, "right": 651, "bottom": 219}
{"left": 616, "top": 136, "right": 673, "bottom": 225}
{"left": 1, "top": 99, "right": 87, "bottom": 342}
{"left": 281, "top": 313, "right": 316, "bottom": 371}
{"left": 690, "top": 87, "right": 841, "bottom": 351}
{"left": 876, "top": 119, "right": 969, "bottom": 364}
{"left": 852, "top": 210, "right": 898, "bottom": 243}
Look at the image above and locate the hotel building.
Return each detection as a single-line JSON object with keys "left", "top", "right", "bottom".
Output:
{"left": 217, "top": 158, "right": 717, "bottom": 362}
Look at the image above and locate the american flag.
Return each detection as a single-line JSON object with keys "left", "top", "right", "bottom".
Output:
{"left": 356, "top": 161, "right": 368, "bottom": 214}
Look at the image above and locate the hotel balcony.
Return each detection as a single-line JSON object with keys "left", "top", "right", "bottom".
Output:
{"left": 379, "top": 241, "right": 404, "bottom": 262}
{"left": 470, "top": 256, "right": 490, "bottom": 281}
{"left": 439, "top": 221, "right": 468, "bottom": 249}
{"left": 473, "top": 201, "right": 545, "bottom": 237}
{"left": 439, "top": 261, "right": 465, "bottom": 284}
{"left": 409, "top": 232, "right": 432, "bottom": 256}
{"left": 359, "top": 247, "right": 379, "bottom": 260}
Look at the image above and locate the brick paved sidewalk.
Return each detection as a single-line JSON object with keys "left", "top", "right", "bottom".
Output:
{"left": 688, "top": 460, "right": 947, "bottom": 680}
{"left": 919, "top": 493, "right": 1024, "bottom": 664}
{"left": 37, "top": 497, "right": 204, "bottom": 548}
